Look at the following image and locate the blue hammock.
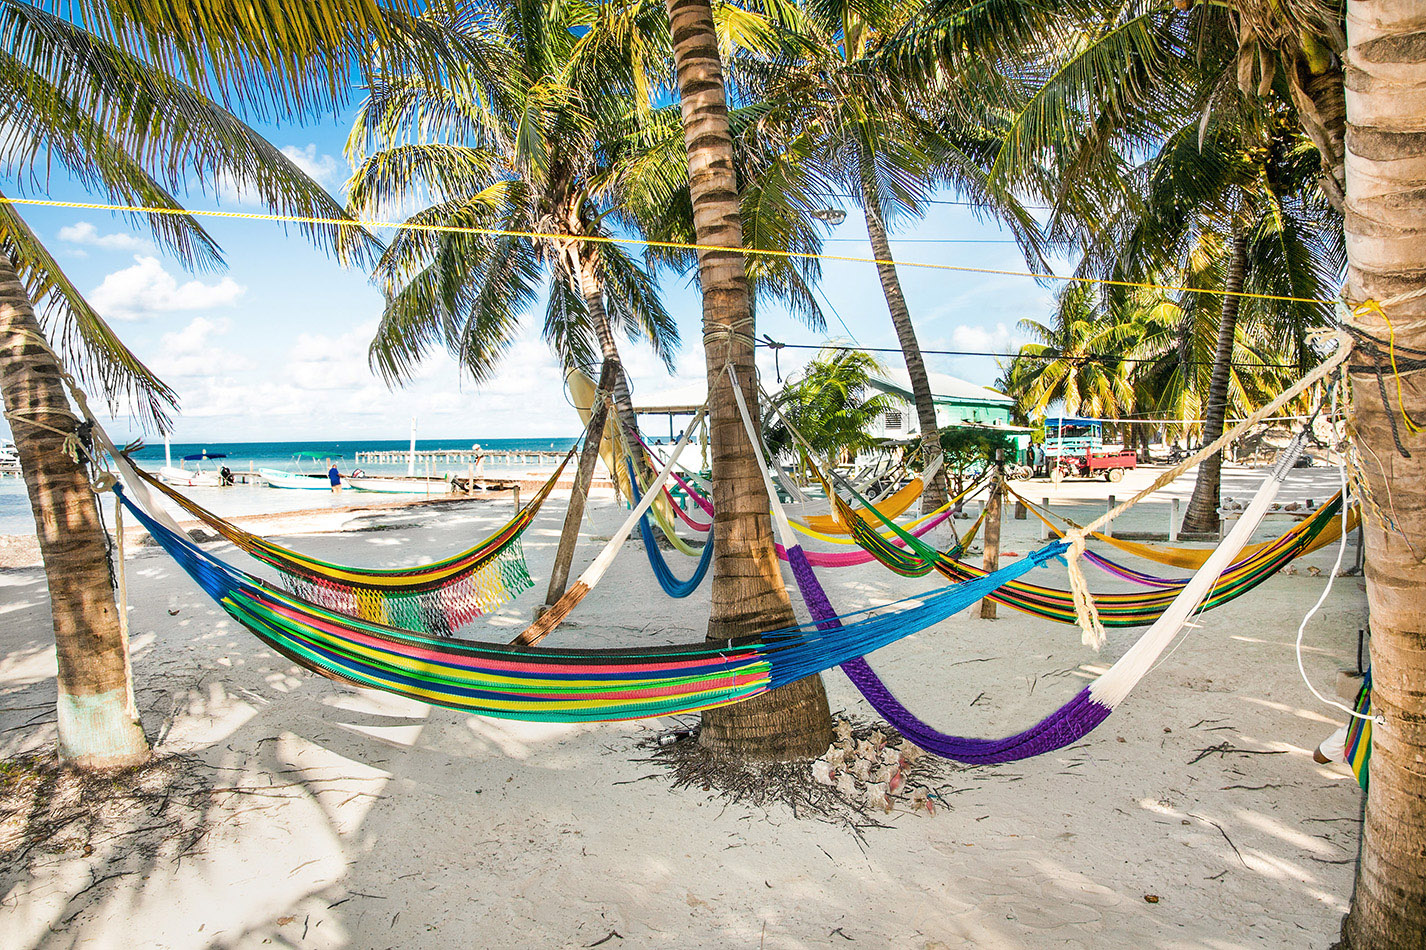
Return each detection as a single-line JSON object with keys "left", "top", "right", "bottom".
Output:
{"left": 626, "top": 458, "right": 714, "bottom": 598}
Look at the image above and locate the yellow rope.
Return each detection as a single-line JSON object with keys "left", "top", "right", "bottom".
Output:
{"left": 0, "top": 196, "right": 1332, "bottom": 306}
{"left": 1357, "top": 300, "right": 1424, "bottom": 435}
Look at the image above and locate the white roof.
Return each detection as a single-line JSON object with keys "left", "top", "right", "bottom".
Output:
{"left": 633, "top": 379, "right": 707, "bottom": 411}
{"left": 868, "top": 368, "right": 1013, "bottom": 406}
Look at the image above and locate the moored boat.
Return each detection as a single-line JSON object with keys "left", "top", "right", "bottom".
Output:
{"left": 159, "top": 452, "right": 229, "bottom": 487}
{"left": 259, "top": 468, "right": 334, "bottom": 490}
{"left": 346, "top": 474, "right": 452, "bottom": 495}
{"left": 261, "top": 452, "right": 342, "bottom": 490}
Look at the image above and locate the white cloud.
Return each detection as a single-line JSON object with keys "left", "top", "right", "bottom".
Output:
{"left": 91, "top": 256, "right": 245, "bottom": 320}
{"left": 149, "top": 317, "right": 253, "bottom": 378}
{"left": 280, "top": 143, "right": 344, "bottom": 187}
{"left": 287, "top": 322, "right": 380, "bottom": 391}
{"left": 57, "top": 221, "right": 149, "bottom": 252}
{"left": 949, "top": 322, "right": 1021, "bottom": 354}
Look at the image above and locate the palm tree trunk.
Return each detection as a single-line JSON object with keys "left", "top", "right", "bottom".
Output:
{"left": 666, "top": 0, "right": 830, "bottom": 760}
{"left": 1181, "top": 234, "right": 1249, "bottom": 534}
{"left": 856, "top": 154, "right": 948, "bottom": 514}
{"left": 0, "top": 253, "right": 147, "bottom": 769}
{"left": 1337, "top": 5, "right": 1426, "bottom": 945}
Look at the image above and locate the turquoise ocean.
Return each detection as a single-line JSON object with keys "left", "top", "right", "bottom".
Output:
{"left": 0, "top": 436, "right": 580, "bottom": 536}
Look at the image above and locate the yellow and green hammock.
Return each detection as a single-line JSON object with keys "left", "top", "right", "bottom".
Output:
{"left": 822, "top": 462, "right": 1352, "bottom": 626}
{"left": 126, "top": 450, "right": 573, "bottom": 636}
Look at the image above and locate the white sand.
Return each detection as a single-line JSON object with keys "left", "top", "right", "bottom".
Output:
{"left": 0, "top": 463, "right": 1365, "bottom": 948}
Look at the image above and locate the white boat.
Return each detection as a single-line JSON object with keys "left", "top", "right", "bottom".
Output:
{"left": 159, "top": 452, "right": 229, "bottom": 488}
{"left": 259, "top": 468, "right": 333, "bottom": 490}
{"left": 260, "top": 453, "right": 341, "bottom": 490}
{"left": 0, "top": 439, "right": 19, "bottom": 474}
{"left": 159, "top": 466, "right": 221, "bottom": 487}
{"left": 346, "top": 475, "right": 452, "bottom": 495}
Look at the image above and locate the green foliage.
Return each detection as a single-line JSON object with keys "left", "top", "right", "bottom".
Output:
{"left": 0, "top": 0, "right": 416, "bottom": 427}
{"left": 346, "top": 4, "right": 681, "bottom": 385}
{"left": 765, "top": 349, "right": 898, "bottom": 471}
{"left": 938, "top": 425, "right": 1017, "bottom": 480}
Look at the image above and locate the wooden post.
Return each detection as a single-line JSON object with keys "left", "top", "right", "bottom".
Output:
{"left": 1013, "top": 499, "right": 1026, "bottom": 520}
{"left": 1105, "top": 494, "right": 1115, "bottom": 538}
{"left": 537, "top": 360, "right": 617, "bottom": 618}
{"left": 1040, "top": 497, "right": 1050, "bottom": 541}
{"left": 1169, "top": 497, "right": 1181, "bottom": 542}
{"left": 981, "top": 453, "right": 1004, "bottom": 620}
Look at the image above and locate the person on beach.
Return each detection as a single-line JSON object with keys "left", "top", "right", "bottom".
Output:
{"left": 327, "top": 460, "right": 342, "bottom": 492}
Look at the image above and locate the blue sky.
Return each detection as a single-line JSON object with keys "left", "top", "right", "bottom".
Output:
{"left": 7, "top": 111, "right": 1068, "bottom": 444}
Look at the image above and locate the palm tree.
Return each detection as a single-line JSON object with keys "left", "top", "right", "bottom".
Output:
{"left": 665, "top": 0, "right": 831, "bottom": 759}
{"left": 0, "top": 0, "right": 445, "bottom": 768}
{"left": 1339, "top": 5, "right": 1426, "bottom": 945}
{"left": 1003, "top": 283, "right": 1133, "bottom": 433}
{"left": 345, "top": 4, "right": 679, "bottom": 462}
{"left": 732, "top": 0, "right": 1046, "bottom": 516}
{"left": 1078, "top": 102, "right": 1340, "bottom": 532}
{"left": 764, "top": 348, "right": 898, "bottom": 475}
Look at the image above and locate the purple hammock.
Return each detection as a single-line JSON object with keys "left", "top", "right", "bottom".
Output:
{"left": 784, "top": 545, "right": 1111, "bottom": 764}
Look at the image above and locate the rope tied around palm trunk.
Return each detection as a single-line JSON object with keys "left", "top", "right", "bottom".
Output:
{"left": 702, "top": 317, "right": 756, "bottom": 374}
{"left": 1342, "top": 299, "right": 1426, "bottom": 457}
{"left": 1061, "top": 331, "right": 1354, "bottom": 649}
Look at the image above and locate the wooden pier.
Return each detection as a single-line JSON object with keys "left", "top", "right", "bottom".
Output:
{"left": 353, "top": 448, "right": 570, "bottom": 468}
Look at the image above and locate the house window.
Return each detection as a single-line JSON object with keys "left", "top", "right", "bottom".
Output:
{"left": 885, "top": 409, "right": 903, "bottom": 430}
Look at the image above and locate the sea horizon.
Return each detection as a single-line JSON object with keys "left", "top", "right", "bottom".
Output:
{"left": 0, "top": 436, "right": 586, "bottom": 536}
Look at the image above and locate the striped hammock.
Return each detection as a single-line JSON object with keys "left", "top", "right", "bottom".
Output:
{"left": 1004, "top": 484, "right": 1359, "bottom": 571}
{"left": 115, "top": 482, "right": 1067, "bottom": 723}
{"left": 124, "top": 451, "right": 573, "bottom": 636}
{"left": 1344, "top": 670, "right": 1372, "bottom": 790}
{"left": 825, "top": 464, "right": 1349, "bottom": 626}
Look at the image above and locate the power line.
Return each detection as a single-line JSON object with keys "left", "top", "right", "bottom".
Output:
{"left": 756, "top": 338, "right": 1316, "bottom": 370}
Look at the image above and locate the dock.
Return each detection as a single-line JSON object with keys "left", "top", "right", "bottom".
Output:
{"left": 353, "top": 449, "right": 571, "bottom": 467}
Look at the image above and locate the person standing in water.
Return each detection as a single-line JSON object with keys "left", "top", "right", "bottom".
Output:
{"left": 327, "top": 459, "right": 342, "bottom": 492}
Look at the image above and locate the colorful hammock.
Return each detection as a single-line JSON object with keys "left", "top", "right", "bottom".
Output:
{"left": 115, "top": 481, "right": 1066, "bottom": 723}
{"left": 122, "top": 450, "right": 574, "bottom": 636}
{"left": 1003, "top": 484, "right": 1360, "bottom": 573}
{"left": 798, "top": 470, "right": 929, "bottom": 535}
{"left": 626, "top": 458, "right": 714, "bottom": 598}
{"left": 820, "top": 457, "right": 1348, "bottom": 626}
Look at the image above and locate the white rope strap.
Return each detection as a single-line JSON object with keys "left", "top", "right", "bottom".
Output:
{"left": 1063, "top": 333, "right": 1353, "bottom": 649}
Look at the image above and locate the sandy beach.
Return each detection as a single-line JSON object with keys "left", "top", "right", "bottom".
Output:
{"left": 0, "top": 462, "right": 1366, "bottom": 949}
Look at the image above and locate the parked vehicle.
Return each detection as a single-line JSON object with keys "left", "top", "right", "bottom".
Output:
{"left": 1049, "top": 447, "right": 1138, "bottom": 483}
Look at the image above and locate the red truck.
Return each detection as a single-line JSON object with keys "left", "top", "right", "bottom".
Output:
{"left": 1050, "top": 447, "right": 1138, "bottom": 483}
